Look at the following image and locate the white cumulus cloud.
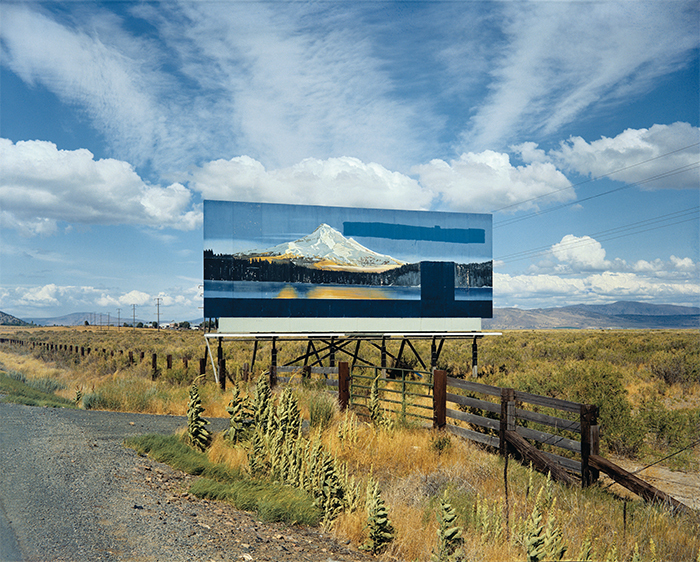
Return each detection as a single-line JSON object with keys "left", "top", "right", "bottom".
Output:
{"left": 414, "top": 151, "right": 573, "bottom": 213}
{"left": 0, "top": 139, "right": 201, "bottom": 235}
{"left": 549, "top": 123, "right": 700, "bottom": 189}
{"left": 550, "top": 234, "right": 611, "bottom": 270}
{"left": 496, "top": 270, "right": 700, "bottom": 309}
{"left": 190, "top": 155, "right": 433, "bottom": 210}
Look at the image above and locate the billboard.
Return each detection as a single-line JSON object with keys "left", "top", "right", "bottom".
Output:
{"left": 204, "top": 200, "right": 492, "bottom": 333}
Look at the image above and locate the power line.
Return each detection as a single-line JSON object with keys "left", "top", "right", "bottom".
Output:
{"left": 497, "top": 206, "right": 700, "bottom": 263}
{"left": 494, "top": 161, "right": 699, "bottom": 229}
{"left": 491, "top": 141, "right": 700, "bottom": 215}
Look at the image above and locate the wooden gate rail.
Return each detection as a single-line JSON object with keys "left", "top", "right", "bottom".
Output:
{"left": 349, "top": 366, "right": 434, "bottom": 422}
{"left": 439, "top": 374, "right": 599, "bottom": 487}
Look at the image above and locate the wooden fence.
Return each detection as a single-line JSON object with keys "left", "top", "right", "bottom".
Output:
{"left": 0, "top": 337, "right": 208, "bottom": 381}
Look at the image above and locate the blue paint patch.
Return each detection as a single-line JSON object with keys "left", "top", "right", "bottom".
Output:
{"left": 343, "top": 222, "right": 485, "bottom": 244}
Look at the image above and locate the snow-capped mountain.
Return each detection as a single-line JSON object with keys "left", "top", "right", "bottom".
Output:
{"left": 238, "top": 224, "right": 406, "bottom": 269}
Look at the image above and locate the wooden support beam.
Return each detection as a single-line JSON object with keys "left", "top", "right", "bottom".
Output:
{"left": 588, "top": 454, "right": 691, "bottom": 514}
{"left": 505, "top": 429, "right": 576, "bottom": 486}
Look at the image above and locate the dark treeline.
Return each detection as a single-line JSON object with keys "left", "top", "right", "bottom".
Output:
{"left": 204, "top": 251, "right": 492, "bottom": 288}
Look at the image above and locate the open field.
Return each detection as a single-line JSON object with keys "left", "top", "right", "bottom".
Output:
{"left": 0, "top": 326, "right": 698, "bottom": 561}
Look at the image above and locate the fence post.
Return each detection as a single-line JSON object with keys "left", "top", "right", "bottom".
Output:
{"left": 166, "top": 354, "right": 172, "bottom": 370}
{"left": 581, "top": 404, "right": 599, "bottom": 487}
{"left": 242, "top": 362, "right": 249, "bottom": 382}
{"left": 219, "top": 359, "right": 226, "bottom": 391}
{"left": 199, "top": 357, "right": 206, "bottom": 376}
{"left": 338, "top": 362, "right": 350, "bottom": 410}
{"left": 151, "top": 353, "right": 158, "bottom": 380}
{"left": 500, "top": 388, "right": 515, "bottom": 456}
{"left": 432, "top": 369, "right": 446, "bottom": 429}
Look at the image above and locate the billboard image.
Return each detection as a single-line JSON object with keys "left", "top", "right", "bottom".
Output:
{"left": 204, "top": 200, "right": 492, "bottom": 333}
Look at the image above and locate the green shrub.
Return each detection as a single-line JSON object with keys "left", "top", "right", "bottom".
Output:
{"left": 307, "top": 391, "right": 336, "bottom": 431}
{"left": 0, "top": 372, "right": 75, "bottom": 408}
{"left": 186, "top": 377, "right": 211, "bottom": 451}
{"left": 650, "top": 351, "right": 700, "bottom": 385}
{"left": 126, "top": 434, "right": 321, "bottom": 526}
{"left": 27, "top": 377, "right": 66, "bottom": 394}
{"left": 563, "top": 363, "right": 644, "bottom": 457}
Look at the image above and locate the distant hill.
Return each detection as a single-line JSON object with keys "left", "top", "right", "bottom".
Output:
{"left": 13, "top": 301, "right": 700, "bottom": 330}
{"left": 26, "top": 312, "right": 148, "bottom": 327}
{"left": 483, "top": 301, "right": 700, "bottom": 330}
{"left": 0, "top": 310, "right": 32, "bottom": 326}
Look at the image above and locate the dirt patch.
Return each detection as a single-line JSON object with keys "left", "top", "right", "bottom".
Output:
{"left": 604, "top": 456, "right": 700, "bottom": 511}
{"left": 132, "top": 457, "right": 375, "bottom": 562}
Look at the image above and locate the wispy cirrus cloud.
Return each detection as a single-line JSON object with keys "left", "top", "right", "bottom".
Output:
{"left": 463, "top": 2, "right": 699, "bottom": 151}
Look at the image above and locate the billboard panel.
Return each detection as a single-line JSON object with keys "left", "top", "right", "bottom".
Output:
{"left": 204, "top": 200, "right": 492, "bottom": 333}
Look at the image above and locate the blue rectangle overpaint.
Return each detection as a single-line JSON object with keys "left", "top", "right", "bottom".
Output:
{"left": 343, "top": 222, "right": 485, "bottom": 244}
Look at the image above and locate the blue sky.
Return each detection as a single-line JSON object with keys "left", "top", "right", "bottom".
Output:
{"left": 1, "top": 0, "right": 698, "bottom": 323}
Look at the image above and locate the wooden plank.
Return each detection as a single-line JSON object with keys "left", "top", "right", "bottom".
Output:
{"left": 447, "top": 424, "right": 500, "bottom": 448}
{"left": 277, "top": 375, "right": 337, "bottom": 387}
{"left": 515, "top": 408, "right": 581, "bottom": 433}
{"left": 515, "top": 426, "right": 581, "bottom": 453}
{"left": 446, "top": 393, "right": 500, "bottom": 414}
{"left": 277, "top": 366, "right": 338, "bottom": 375}
{"left": 505, "top": 430, "right": 575, "bottom": 486}
{"left": 542, "top": 451, "right": 581, "bottom": 474}
{"left": 589, "top": 454, "right": 691, "bottom": 514}
{"left": 446, "top": 377, "right": 502, "bottom": 397}
{"left": 311, "top": 367, "right": 339, "bottom": 375}
{"left": 446, "top": 408, "right": 499, "bottom": 430}
{"left": 513, "top": 390, "right": 581, "bottom": 413}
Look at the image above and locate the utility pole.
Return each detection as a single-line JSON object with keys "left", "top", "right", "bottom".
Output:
{"left": 117, "top": 308, "right": 121, "bottom": 331}
{"left": 107, "top": 312, "right": 111, "bottom": 330}
{"left": 132, "top": 304, "right": 136, "bottom": 330}
{"left": 155, "top": 297, "right": 161, "bottom": 330}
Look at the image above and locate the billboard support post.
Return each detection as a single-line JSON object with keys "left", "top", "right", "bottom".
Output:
{"left": 338, "top": 362, "right": 350, "bottom": 410}
{"left": 269, "top": 337, "right": 278, "bottom": 388}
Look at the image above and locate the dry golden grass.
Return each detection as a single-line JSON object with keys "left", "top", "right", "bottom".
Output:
{"left": 207, "top": 432, "right": 249, "bottom": 467}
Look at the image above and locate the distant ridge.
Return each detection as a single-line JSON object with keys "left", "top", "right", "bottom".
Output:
{"left": 483, "top": 301, "right": 700, "bottom": 330}
{"left": 25, "top": 312, "right": 148, "bottom": 327}
{"left": 0, "top": 310, "right": 31, "bottom": 326}
{"left": 9, "top": 301, "right": 699, "bottom": 330}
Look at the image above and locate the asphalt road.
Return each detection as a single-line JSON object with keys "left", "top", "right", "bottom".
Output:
{"left": 0, "top": 403, "right": 370, "bottom": 562}
{"left": 0, "top": 403, "right": 220, "bottom": 562}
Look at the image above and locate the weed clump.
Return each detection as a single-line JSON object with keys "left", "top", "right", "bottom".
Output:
{"left": 186, "top": 376, "right": 211, "bottom": 452}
